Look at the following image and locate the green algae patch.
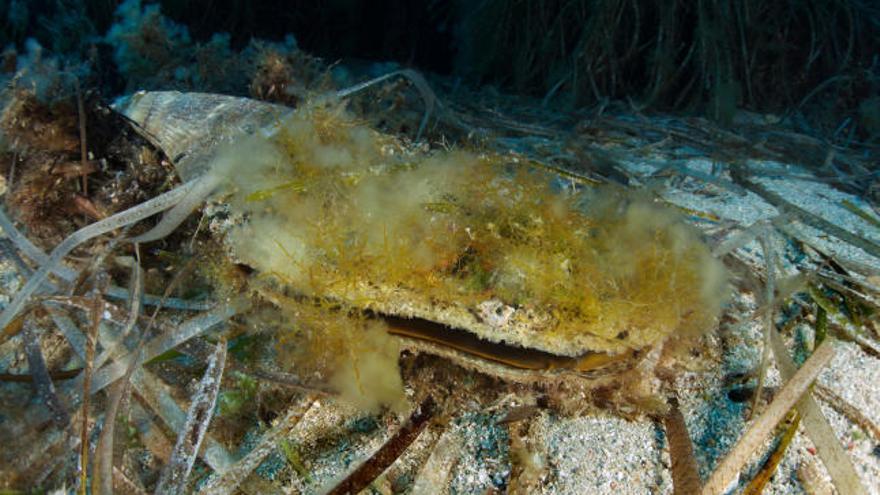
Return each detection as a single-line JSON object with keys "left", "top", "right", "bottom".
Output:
{"left": 209, "top": 102, "right": 728, "bottom": 408}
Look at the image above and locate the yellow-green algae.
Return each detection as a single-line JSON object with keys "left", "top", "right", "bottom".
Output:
{"left": 205, "top": 102, "right": 728, "bottom": 410}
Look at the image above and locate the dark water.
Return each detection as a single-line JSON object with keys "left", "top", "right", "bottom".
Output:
{"left": 2, "top": 0, "right": 878, "bottom": 140}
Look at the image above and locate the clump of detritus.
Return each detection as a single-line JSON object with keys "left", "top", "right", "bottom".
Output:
{"left": 105, "top": 0, "right": 330, "bottom": 99}
{"left": 0, "top": 81, "right": 175, "bottom": 248}
{"left": 0, "top": 87, "right": 91, "bottom": 245}
{"left": 248, "top": 37, "right": 331, "bottom": 107}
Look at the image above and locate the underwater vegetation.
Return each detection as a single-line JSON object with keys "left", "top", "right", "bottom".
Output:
{"left": 0, "top": 1, "right": 878, "bottom": 494}
{"left": 0, "top": 70, "right": 741, "bottom": 491}
{"left": 0, "top": 76, "right": 876, "bottom": 494}
{"left": 3, "top": 0, "right": 880, "bottom": 138}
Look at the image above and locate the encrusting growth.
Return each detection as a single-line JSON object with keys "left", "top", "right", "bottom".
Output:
{"left": 202, "top": 101, "right": 729, "bottom": 410}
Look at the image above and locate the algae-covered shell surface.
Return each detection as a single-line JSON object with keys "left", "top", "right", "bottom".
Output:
{"left": 116, "top": 91, "right": 727, "bottom": 372}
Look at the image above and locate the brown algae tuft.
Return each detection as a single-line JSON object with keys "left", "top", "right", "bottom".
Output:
{"left": 201, "top": 101, "right": 729, "bottom": 410}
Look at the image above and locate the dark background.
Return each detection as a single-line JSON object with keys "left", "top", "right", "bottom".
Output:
{"left": 2, "top": 0, "right": 880, "bottom": 138}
